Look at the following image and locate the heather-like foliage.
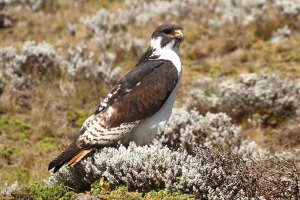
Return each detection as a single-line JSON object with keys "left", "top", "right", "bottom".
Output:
{"left": 0, "top": 41, "right": 61, "bottom": 90}
{"left": 48, "top": 111, "right": 242, "bottom": 193}
{"left": 185, "top": 73, "right": 300, "bottom": 125}
{"left": 0, "top": 41, "right": 122, "bottom": 110}
{"left": 47, "top": 110, "right": 299, "bottom": 199}
{"left": 78, "top": 0, "right": 300, "bottom": 65}
{"left": 1, "top": 181, "right": 19, "bottom": 197}
{"left": 48, "top": 144, "right": 237, "bottom": 197}
{"left": 0, "top": 10, "right": 12, "bottom": 28}
{"left": 219, "top": 73, "right": 300, "bottom": 119}
{"left": 64, "top": 44, "right": 121, "bottom": 85}
{"left": 83, "top": 0, "right": 300, "bottom": 30}
{"left": 48, "top": 143, "right": 299, "bottom": 199}
{"left": 81, "top": 0, "right": 300, "bottom": 55}
{"left": 270, "top": 25, "right": 292, "bottom": 44}
{"left": 1, "top": 0, "right": 51, "bottom": 11}
{"left": 82, "top": 1, "right": 201, "bottom": 33}
{"left": 155, "top": 109, "right": 241, "bottom": 151}
{"left": 0, "top": 41, "right": 122, "bottom": 91}
{"left": 64, "top": 44, "right": 94, "bottom": 79}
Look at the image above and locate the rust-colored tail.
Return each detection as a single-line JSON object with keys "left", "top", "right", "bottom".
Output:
{"left": 48, "top": 142, "right": 92, "bottom": 173}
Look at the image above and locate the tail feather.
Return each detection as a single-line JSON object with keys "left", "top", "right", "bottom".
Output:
{"left": 48, "top": 142, "right": 91, "bottom": 173}
{"left": 67, "top": 149, "right": 93, "bottom": 166}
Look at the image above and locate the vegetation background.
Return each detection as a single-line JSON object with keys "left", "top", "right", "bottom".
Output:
{"left": 0, "top": 0, "right": 299, "bottom": 199}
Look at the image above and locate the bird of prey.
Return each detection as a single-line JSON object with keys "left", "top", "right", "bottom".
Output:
{"left": 48, "top": 24, "right": 184, "bottom": 173}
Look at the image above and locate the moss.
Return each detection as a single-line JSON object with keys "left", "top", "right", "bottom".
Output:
{"left": 16, "top": 167, "right": 31, "bottom": 185}
{"left": 144, "top": 191, "right": 195, "bottom": 199}
{"left": 36, "top": 136, "right": 57, "bottom": 151}
{"left": 90, "top": 178, "right": 115, "bottom": 198}
{"left": 0, "top": 116, "right": 31, "bottom": 140}
{"left": 6, "top": 183, "right": 77, "bottom": 200}
{"left": 26, "top": 184, "right": 77, "bottom": 200}
{"left": 1, "top": 167, "right": 32, "bottom": 186}
{"left": 0, "top": 146, "right": 18, "bottom": 158}
{"left": 0, "top": 145, "right": 19, "bottom": 165}
{"left": 67, "top": 110, "right": 92, "bottom": 127}
{"left": 75, "top": 112, "right": 91, "bottom": 127}
{"left": 0, "top": 116, "right": 31, "bottom": 130}
{"left": 2, "top": 181, "right": 194, "bottom": 200}
{"left": 19, "top": 132, "right": 30, "bottom": 141}
{"left": 90, "top": 179, "right": 195, "bottom": 199}
{"left": 108, "top": 186, "right": 143, "bottom": 199}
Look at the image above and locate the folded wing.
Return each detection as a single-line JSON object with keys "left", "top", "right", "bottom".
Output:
{"left": 48, "top": 60, "right": 178, "bottom": 172}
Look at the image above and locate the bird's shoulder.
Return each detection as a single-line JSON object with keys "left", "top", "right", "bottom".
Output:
{"left": 94, "top": 59, "right": 178, "bottom": 115}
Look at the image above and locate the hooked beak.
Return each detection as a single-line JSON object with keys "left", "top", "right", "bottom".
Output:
{"left": 174, "top": 29, "right": 183, "bottom": 41}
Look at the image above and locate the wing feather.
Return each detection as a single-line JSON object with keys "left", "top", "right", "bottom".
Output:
{"left": 97, "top": 60, "right": 178, "bottom": 128}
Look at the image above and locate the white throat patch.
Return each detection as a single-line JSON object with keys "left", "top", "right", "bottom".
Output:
{"left": 149, "top": 37, "right": 181, "bottom": 76}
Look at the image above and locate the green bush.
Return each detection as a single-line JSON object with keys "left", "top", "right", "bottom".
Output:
{"left": 6, "top": 184, "right": 77, "bottom": 200}
{"left": 36, "top": 137, "right": 57, "bottom": 151}
{"left": 0, "top": 116, "right": 31, "bottom": 141}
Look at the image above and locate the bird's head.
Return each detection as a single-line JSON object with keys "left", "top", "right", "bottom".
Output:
{"left": 150, "top": 24, "right": 183, "bottom": 53}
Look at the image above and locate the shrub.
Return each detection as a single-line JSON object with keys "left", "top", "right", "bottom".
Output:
{"left": 48, "top": 143, "right": 299, "bottom": 199}
{"left": 155, "top": 109, "right": 241, "bottom": 151}
{"left": 0, "top": 42, "right": 61, "bottom": 91}
{"left": 64, "top": 44, "right": 121, "bottom": 85}
{"left": 184, "top": 73, "right": 300, "bottom": 126}
{"left": 0, "top": 42, "right": 122, "bottom": 108}
{"left": 47, "top": 110, "right": 299, "bottom": 199}
{"left": 0, "top": 10, "right": 12, "bottom": 28}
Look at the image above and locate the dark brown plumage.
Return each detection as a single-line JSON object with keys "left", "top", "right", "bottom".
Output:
{"left": 97, "top": 59, "right": 178, "bottom": 128}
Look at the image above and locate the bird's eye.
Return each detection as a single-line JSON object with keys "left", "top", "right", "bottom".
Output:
{"left": 163, "top": 29, "right": 172, "bottom": 35}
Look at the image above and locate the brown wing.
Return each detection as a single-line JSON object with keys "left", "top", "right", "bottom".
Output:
{"left": 98, "top": 59, "right": 178, "bottom": 128}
